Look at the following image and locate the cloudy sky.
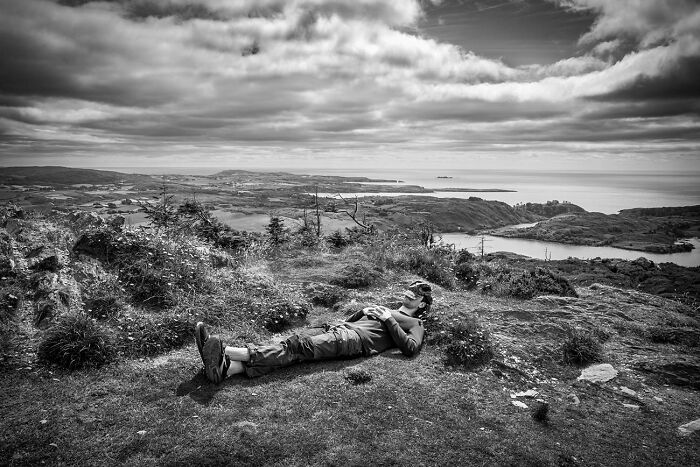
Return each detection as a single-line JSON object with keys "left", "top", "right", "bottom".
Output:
{"left": 0, "top": 0, "right": 699, "bottom": 171}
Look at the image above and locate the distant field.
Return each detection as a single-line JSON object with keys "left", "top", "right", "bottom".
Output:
{"left": 210, "top": 210, "right": 357, "bottom": 233}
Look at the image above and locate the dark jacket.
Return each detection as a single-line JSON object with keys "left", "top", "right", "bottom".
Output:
{"left": 342, "top": 309, "right": 424, "bottom": 357}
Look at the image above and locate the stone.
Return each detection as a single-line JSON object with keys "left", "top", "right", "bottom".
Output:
{"left": 511, "top": 401, "right": 528, "bottom": 409}
{"left": 619, "top": 386, "right": 637, "bottom": 397}
{"left": 513, "top": 389, "right": 539, "bottom": 398}
{"left": 653, "top": 396, "right": 664, "bottom": 403}
{"left": 30, "top": 255, "right": 60, "bottom": 272}
{"left": 109, "top": 215, "right": 126, "bottom": 229}
{"left": 567, "top": 393, "right": 580, "bottom": 405}
{"left": 677, "top": 418, "right": 700, "bottom": 437}
{"left": 622, "top": 403, "right": 640, "bottom": 410}
{"left": 5, "top": 219, "right": 22, "bottom": 236}
{"left": 577, "top": 363, "right": 618, "bottom": 383}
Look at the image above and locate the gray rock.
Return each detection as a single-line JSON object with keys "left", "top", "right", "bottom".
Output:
{"left": 109, "top": 215, "right": 126, "bottom": 229}
{"left": 567, "top": 393, "right": 580, "bottom": 405}
{"left": 577, "top": 363, "right": 618, "bottom": 383}
{"left": 678, "top": 418, "right": 700, "bottom": 436}
{"left": 5, "top": 219, "right": 22, "bottom": 236}
{"left": 619, "top": 386, "right": 637, "bottom": 397}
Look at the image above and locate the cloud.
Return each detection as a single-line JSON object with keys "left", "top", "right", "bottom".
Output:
{"left": 0, "top": 0, "right": 698, "bottom": 167}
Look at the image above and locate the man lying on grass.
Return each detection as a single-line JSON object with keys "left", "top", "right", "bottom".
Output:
{"left": 195, "top": 280, "right": 433, "bottom": 382}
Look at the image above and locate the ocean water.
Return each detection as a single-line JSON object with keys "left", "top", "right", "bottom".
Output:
{"left": 285, "top": 168, "right": 700, "bottom": 214}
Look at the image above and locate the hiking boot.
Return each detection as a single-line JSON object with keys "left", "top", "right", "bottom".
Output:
{"left": 202, "top": 335, "right": 230, "bottom": 384}
{"left": 194, "top": 322, "right": 209, "bottom": 363}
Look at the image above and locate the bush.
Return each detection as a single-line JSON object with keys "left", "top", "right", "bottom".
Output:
{"left": 74, "top": 227, "right": 215, "bottom": 309}
{"left": 330, "top": 262, "right": 383, "bottom": 289}
{"left": 389, "top": 245, "right": 456, "bottom": 289}
{"left": 304, "top": 283, "right": 344, "bottom": 307}
{"left": 117, "top": 311, "right": 194, "bottom": 356}
{"left": 561, "top": 328, "right": 603, "bottom": 365}
{"left": 256, "top": 298, "right": 311, "bottom": 333}
{"left": 426, "top": 311, "right": 494, "bottom": 370}
{"left": 38, "top": 313, "right": 116, "bottom": 369}
{"left": 473, "top": 262, "right": 577, "bottom": 299}
{"left": 326, "top": 230, "right": 348, "bottom": 249}
{"left": 82, "top": 279, "right": 126, "bottom": 321}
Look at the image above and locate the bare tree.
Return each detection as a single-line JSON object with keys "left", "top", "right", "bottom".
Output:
{"left": 336, "top": 194, "right": 372, "bottom": 230}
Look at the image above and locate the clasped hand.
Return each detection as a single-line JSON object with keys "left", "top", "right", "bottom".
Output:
{"left": 362, "top": 305, "right": 391, "bottom": 321}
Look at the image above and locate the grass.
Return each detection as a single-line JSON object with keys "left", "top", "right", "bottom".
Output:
{"left": 3, "top": 214, "right": 700, "bottom": 466}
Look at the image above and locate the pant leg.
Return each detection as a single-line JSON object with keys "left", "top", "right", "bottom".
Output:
{"left": 243, "top": 327, "right": 363, "bottom": 378}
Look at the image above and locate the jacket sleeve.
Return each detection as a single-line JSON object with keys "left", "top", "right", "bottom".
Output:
{"left": 345, "top": 309, "right": 365, "bottom": 323}
{"left": 382, "top": 316, "right": 424, "bottom": 357}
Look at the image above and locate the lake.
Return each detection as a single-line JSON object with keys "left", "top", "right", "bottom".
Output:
{"left": 441, "top": 233, "right": 700, "bottom": 267}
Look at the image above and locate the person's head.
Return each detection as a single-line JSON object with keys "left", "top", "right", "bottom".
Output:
{"left": 399, "top": 280, "right": 433, "bottom": 319}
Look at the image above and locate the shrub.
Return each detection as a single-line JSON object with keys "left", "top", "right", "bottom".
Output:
{"left": 426, "top": 311, "right": 494, "bottom": 370}
{"left": 344, "top": 367, "right": 372, "bottom": 385}
{"left": 326, "top": 230, "right": 348, "bottom": 249}
{"left": 561, "top": 328, "right": 603, "bottom": 365}
{"left": 304, "top": 283, "right": 344, "bottom": 307}
{"left": 330, "top": 262, "right": 383, "bottom": 289}
{"left": 82, "top": 279, "right": 126, "bottom": 321}
{"left": 74, "top": 227, "right": 215, "bottom": 309}
{"left": 266, "top": 216, "right": 289, "bottom": 246}
{"left": 389, "top": 245, "right": 456, "bottom": 289}
{"left": 474, "top": 262, "right": 577, "bottom": 299}
{"left": 38, "top": 313, "right": 116, "bottom": 369}
{"left": 257, "top": 298, "right": 311, "bottom": 333}
{"left": 117, "top": 311, "right": 194, "bottom": 356}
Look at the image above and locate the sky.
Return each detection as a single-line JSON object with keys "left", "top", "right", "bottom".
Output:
{"left": 0, "top": 0, "right": 699, "bottom": 172}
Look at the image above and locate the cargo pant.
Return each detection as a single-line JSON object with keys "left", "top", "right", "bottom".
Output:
{"left": 243, "top": 325, "right": 363, "bottom": 378}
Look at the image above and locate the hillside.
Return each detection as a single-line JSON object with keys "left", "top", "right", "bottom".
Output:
{"left": 1, "top": 204, "right": 698, "bottom": 466}
{"left": 0, "top": 166, "right": 151, "bottom": 186}
{"left": 492, "top": 210, "right": 699, "bottom": 253}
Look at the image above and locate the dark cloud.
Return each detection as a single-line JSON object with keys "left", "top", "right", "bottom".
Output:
{"left": 593, "top": 57, "right": 700, "bottom": 102}
{"left": 57, "top": 0, "right": 227, "bottom": 22}
{"left": 386, "top": 98, "right": 567, "bottom": 122}
{"left": 582, "top": 100, "right": 700, "bottom": 120}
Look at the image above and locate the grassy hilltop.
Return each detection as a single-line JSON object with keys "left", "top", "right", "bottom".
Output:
{"left": 1, "top": 187, "right": 699, "bottom": 466}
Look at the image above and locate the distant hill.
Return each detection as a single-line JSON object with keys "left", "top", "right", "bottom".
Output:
{"left": 518, "top": 200, "right": 586, "bottom": 217}
{"left": 0, "top": 166, "right": 152, "bottom": 186}
{"left": 620, "top": 205, "right": 700, "bottom": 217}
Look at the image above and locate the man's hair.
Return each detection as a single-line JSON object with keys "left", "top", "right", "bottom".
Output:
{"left": 408, "top": 280, "right": 432, "bottom": 319}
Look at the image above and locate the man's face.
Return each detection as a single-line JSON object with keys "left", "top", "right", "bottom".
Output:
{"left": 401, "top": 291, "right": 423, "bottom": 312}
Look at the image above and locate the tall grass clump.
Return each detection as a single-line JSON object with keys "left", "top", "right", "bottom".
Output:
{"left": 117, "top": 310, "right": 194, "bottom": 356}
{"left": 363, "top": 228, "right": 457, "bottom": 289}
{"left": 330, "top": 261, "right": 384, "bottom": 289}
{"left": 561, "top": 328, "right": 603, "bottom": 365}
{"left": 38, "top": 313, "right": 116, "bottom": 369}
{"left": 426, "top": 311, "right": 494, "bottom": 370}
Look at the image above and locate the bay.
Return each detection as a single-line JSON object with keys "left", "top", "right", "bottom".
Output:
{"left": 441, "top": 233, "right": 700, "bottom": 267}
